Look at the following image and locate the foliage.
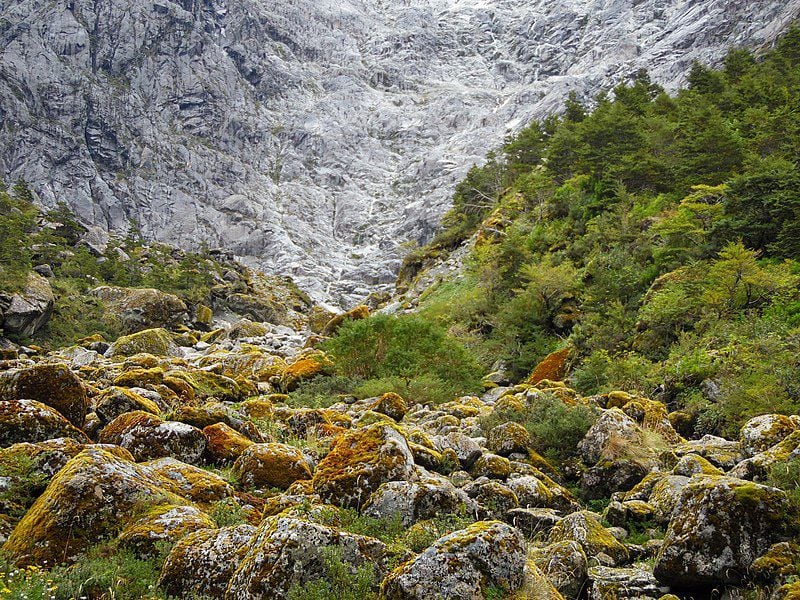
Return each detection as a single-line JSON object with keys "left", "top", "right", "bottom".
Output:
{"left": 415, "top": 29, "right": 800, "bottom": 436}
{"left": 768, "top": 458, "right": 800, "bottom": 509}
{"left": 0, "top": 561, "right": 56, "bottom": 600}
{"left": 323, "top": 314, "right": 483, "bottom": 404}
{"left": 480, "top": 393, "right": 596, "bottom": 461}
{"left": 209, "top": 498, "right": 248, "bottom": 527}
{"left": 286, "top": 547, "right": 377, "bottom": 600}
{"left": 48, "top": 543, "right": 173, "bottom": 600}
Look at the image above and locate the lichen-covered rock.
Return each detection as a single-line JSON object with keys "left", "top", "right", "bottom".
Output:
{"left": 118, "top": 504, "right": 215, "bottom": 556}
{"left": 204, "top": 423, "right": 255, "bottom": 464}
{"left": 579, "top": 408, "right": 642, "bottom": 466}
{"left": 233, "top": 443, "right": 312, "bottom": 490}
{"left": 280, "top": 350, "right": 332, "bottom": 391}
{"left": 504, "top": 475, "right": 554, "bottom": 510}
{"left": 113, "top": 366, "right": 165, "bottom": 388}
{"left": 225, "top": 516, "right": 386, "bottom": 600}
{"left": 1, "top": 272, "right": 54, "bottom": 337}
{"left": 728, "top": 431, "right": 800, "bottom": 482}
{"left": 603, "top": 500, "right": 655, "bottom": 529}
{"left": 471, "top": 453, "right": 511, "bottom": 480}
{"left": 750, "top": 542, "right": 800, "bottom": 583}
{"left": 436, "top": 431, "right": 482, "bottom": 470}
{"left": 98, "top": 411, "right": 206, "bottom": 464}
{"left": 142, "top": 457, "right": 234, "bottom": 505}
{"left": 530, "top": 540, "right": 588, "bottom": 598}
{"left": 167, "top": 370, "right": 243, "bottom": 402}
{"left": 505, "top": 508, "right": 562, "bottom": 538}
{"left": 173, "top": 402, "right": 261, "bottom": 440}
{"left": 672, "top": 453, "right": 723, "bottom": 478}
{"left": 0, "top": 399, "right": 89, "bottom": 447}
{"left": 108, "top": 328, "right": 179, "bottom": 357}
{"left": 90, "top": 286, "right": 188, "bottom": 334}
{"left": 588, "top": 565, "right": 670, "bottom": 600}
{"left": 548, "top": 511, "right": 630, "bottom": 566}
{"left": 654, "top": 476, "right": 792, "bottom": 586}
{"left": 645, "top": 475, "right": 691, "bottom": 524}
{"left": 674, "top": 435, "right": 742, "bottom": 470}
{"left": 160, "top": 524, "right": 257, "bottom": 599}
{"left": 0, "top": 363, "right": 88, "bottom": 427}
{"left": 487, "top": 422, "right": 531, "bottom": 456}
{"left": 740, "top": 414, "right": 797, "bottom": 458}
{"left": 94, "top": 386, "right": 161, "bottom": 424}
{"left": 2, "top": 448, "right": 182, "bottom": 566}
{"left": 380, "top": 520, "right": 526, "bottom": 600}
{"left": 239, "top": 397, "right": 274, "bottom": 420}
{"left": 369, "top": 392, "right": 408, "bottom": 422}
{"left": 464, "top": 479, "right": 519, "bottom": 517}
{"left": 313, "top": 423, "right": 414, "bottom": 509}
{"left": 363, "top": 480, "right": 465, "bottom": 527}
{"left": 321, "top": 305, "right": 370, "bottom": 337}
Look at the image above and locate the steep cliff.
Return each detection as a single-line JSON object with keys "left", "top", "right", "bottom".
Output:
{"left": 1, "top": 0, "right": 798, "bottom": 303}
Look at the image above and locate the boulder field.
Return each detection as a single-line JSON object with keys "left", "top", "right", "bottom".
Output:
{"left": 0, "top": 322, "right": 797, "bottom": 599}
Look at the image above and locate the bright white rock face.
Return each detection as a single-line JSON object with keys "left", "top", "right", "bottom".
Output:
{"left": 1, "top": 0, "right": 799, "bottom": 304}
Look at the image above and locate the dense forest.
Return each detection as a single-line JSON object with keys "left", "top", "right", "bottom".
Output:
{"left": 398, "top": 27, "right": 800, "bottom": 438}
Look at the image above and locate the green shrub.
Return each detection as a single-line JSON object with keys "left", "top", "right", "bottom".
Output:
{"left": 768, "top": 458, "right": 800, "bottom": 509}
{"left": 210, "top": 498, "right": 247, "bottom": 527}
{"left": 481, "top": 393, "right": 596, "bottom": 462}
{"left": 49, "top": 544, "right": 171, "bottom": 600}
{"left": 323, "top": 314, "right": 483, "bottom": 404}
{"left": 286, "top": 546, "right": 377, "bottom": 600}
{"left": 286, "top": 376, "right": 360, "bottom": 409}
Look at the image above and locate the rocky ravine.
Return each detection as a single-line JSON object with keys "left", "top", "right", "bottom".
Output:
{"left": 2, "top": 0, "right": 800, "bottom": 304}
{"left": 0, "top": 300, "right": 798, "bottom": 598}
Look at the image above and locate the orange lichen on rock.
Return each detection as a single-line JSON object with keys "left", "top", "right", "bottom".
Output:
{"left": 528, "top": 347, "right": 573, "bottom": 385}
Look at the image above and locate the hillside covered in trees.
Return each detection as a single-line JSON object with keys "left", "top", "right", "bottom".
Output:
{"left": 403, "top": 27, "right": 800, "bottom": 438}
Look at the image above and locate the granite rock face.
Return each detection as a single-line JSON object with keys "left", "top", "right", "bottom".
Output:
{"left": 2, "top": 0, "right": 799, "bottom": 303}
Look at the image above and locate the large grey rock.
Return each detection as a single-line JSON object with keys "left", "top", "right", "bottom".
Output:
{"left": 380, "top": 520, "right": 526, "bottom": 599}
{"left": 2, "top": 0, "right": 798, "bottom": 304}
{"left": 0, "top": 273, "right": 54, "bottom": 337}
{"left": 654, "top": 476, "right": 792, "bottom": 587}
{"left": 225, "top": 516, "right": 386, "bottom": 600}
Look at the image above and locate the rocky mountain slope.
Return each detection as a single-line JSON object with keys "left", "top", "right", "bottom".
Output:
{"left": 2, "top": 0, "right": 799, "bottom": 303}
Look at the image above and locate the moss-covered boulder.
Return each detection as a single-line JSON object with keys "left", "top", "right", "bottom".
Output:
{"left": 280, "top": 350, "right": 332, "bottom": 391}
{"left": 740, "top": 414, "right": 797, "bottom": 458}
{"left": 363, "top": 480, "right": 465, "bottom": 527}
{"left": 548, "top": 511, "right": 630, "bottom": 566}
{"left": 160, "top": 524, "right": 257, "bottom": 598}
{"left": 94, "top": 386, "right": 161, "bottom": 425}
{"left": 108, "top": 328, "right": 179, "bottom": 357}
{"left": 435, "top": 431, "right": 482, "bottom": 470}
{"left": 471, "top": 453, "right": 511, "bottom": 480}
{"left": 369, "top": 392, "right": 408, "bottom": 422}
{"left": 98, "top": 411, "right": 206, "bottom": 464}
{"left": 654, "top": 476, "right": 793, "bottom": 586}
{"left": 113, "top": 366, "right": 165, "bottom": 388}
{"left": 172, "top": 402, "right": 261, "bottom": 441}
{"left": 0, "top": 363, "right": 88, "bottom": 427}
{"left": 232, "top": 443, "right": 312, "bottom": 490}
{"left": 1, "top": 272, "right": 54, "bottom": 337}
{"left": 674, "top": 435, "right": 742, "bottom": 470}
{"left": 142, "top": 457, "right": 234, "bottom": 505}
{"left": 529, "top": 540, "right": 587, "bottom": 598}
{"left": 118, "top": 504, "right": 215, "bottom": 556}
{"left": 589, "top": 565, "right": 670, "bottom": 600}
{"left": 226, "top": 516, "right": 387, "bottom": 600}
{"left": 2, "top": 448, "right": 183, "bottom": 566}
{"left": 464, "top": 479, "right": 520, "bottom": 517}
{"left": 313, "top": 423, "right": 415, "bottom": 509}
{"left": 0, "top": 399, "right": 89, "bottom": 447}
{"left": 90, "top": 286, "right": 188, "bottom": 334}
{"left": 321, "top": 304, "right": 370, "bottom": 337}
{"left": 750, "top": 542, "right": 800, "bottom": 584}
{"left": 729, "top": 431, "right": 800, "bottom": 482}
{"left": 380, "top": 520, "right": 526, "bottom": 600}
{"left": 166, "top": 370, "right": 242, "bottom": 403}
{"left": 487, "top": 422, "right": 531, "bottom": 457}
{"left": 204, "top": 423, "right": 255, "bottom": 464}
{"left": 672, "top": 453, "right": 723, "bottom": 478}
